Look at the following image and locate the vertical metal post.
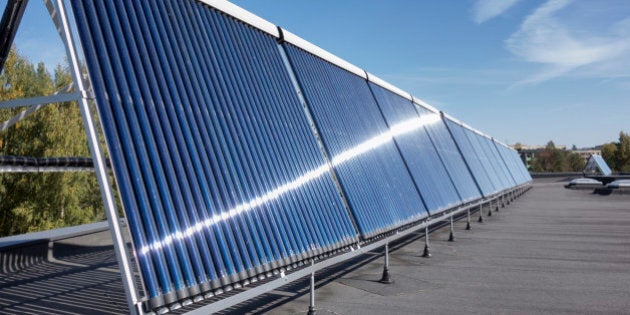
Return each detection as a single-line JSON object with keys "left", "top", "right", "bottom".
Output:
{"left": 478, "top": 204, "right": 484, "bottom": 223}
{"left": 496, "top": 195, "right": 501, "bottom": 211}
{"left": 54, "top": 0, "right": 142, "bottom": 314}
{"left": 422, "top": 225, "right": 431, "bottom": 258}
{"left": 466, "top": 208, "right": 471, "bottom": 230}
{"left": 379, "top": 242, "right": 392, "bottom": 284}
{"left": 488, "top": 199, "right": 493, "bottom": 216}
{"left": 495, "top": 196, "right": 500, "bottom": 212}
{"left": 307, "top": 260, "right": 316, "bottom": 315}
{"left": 448, "top": 215, "right": 455, "bottom": 242}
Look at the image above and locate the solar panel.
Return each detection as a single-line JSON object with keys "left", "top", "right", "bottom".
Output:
{"left": 414, "top": 107, "right": 483, "bottom": 203}
{"left": 282, "top": 43, "right": 429, "bottom": 238}
{"left": 60, "top": 0, "right": 533, "bottom": 312}
{"left": 70, "top": 0, "right": 357, "bottom": 308}
{"left": 514, "top": 149, "right": 533, "bottom": 182}
{"left": 368, "top": 82, "right": 463, "bottom": 213}
{"left": 493, "top": 141, "right": 531, "bottom": 185}
{"left": 585, "top": 155, "right": 612, "bottom": 176}
{"left": 478, "top": 136, "right": 516, "bottom": 189}
{"left": 443, "top": 118, "right": 498, "bottom": 196}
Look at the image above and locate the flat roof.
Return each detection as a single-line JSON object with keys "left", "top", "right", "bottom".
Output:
{"left": 1, "top": 178, "right": 629, "bottom": 314}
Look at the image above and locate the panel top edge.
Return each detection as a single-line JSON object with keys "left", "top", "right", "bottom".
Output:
{"left": 411, "top": 96, "right": 440, "bottom": 114}
{"left": 199, "top": 0, "right": 280, "bottom": 37}
{"left": 280, "top": 28, "right": 367, "bottom": 79}
{"left": 366, "top": 72, "right": 412, "bottom": 101}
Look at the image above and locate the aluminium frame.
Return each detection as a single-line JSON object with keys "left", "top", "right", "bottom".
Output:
{"left": 47, "top": 0, "right": 144, "bottom": 314}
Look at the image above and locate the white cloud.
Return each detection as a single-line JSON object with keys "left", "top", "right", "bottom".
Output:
{"left": 506, "top": 0, "right": 630, "bottom": 85}
{"left": 472, "top": 0, "right": 521, "bottom": 24}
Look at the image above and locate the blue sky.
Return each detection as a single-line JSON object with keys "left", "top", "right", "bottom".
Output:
{"left": 10, "top": 0, "right": 630, "bottom": 148}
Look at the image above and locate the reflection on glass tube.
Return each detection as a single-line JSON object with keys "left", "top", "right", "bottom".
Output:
{"left": 140, "top": 113, "right": 441, "bottom": 255}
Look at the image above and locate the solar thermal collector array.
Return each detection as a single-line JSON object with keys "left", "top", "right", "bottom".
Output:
{"left": 67, "top": 0, "right": 531, "bottom": 311}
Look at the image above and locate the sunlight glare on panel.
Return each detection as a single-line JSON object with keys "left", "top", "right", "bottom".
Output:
{"left": 140, "top": 114, "right": 441, "bottom": 255}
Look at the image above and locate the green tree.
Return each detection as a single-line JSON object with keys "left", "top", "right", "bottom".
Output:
{"left": 566, "top": 152, "right": 585, "bottom": 172}
{"left": 618, "top": 132, "right": 630, "bottom": 172}
{"left": 529, "top": 141, "right": 585, "bottom": 172}
{"left": 601, "top": 142, "right": 618, "bottom": 171}
{"left": 0, "top": 49, "right": 103, "bottom": 236}
{"left": 600, "top": 132, "right": 630, "bottom": 173}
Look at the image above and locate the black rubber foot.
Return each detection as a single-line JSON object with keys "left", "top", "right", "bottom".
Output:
{"left": 478, "top": 215, "right": 484, "bottom": 223}
{"left": 488, "top": 209, "right": 492, "bottom": 216}
{"left": 448, "top": 232, "right": 454, "bottom": 242}
{"left": 307, "top": 306, "right": 316, "bottom": 315}
{"left": 422, "top": 244, "right": 431, "bottom": 258}
{"left": 379, "top": 268, "right": 393, "bottom": 284}
{"left": 495, "top": 206, "right": 499, "bottom": 212}
{"left": 466, "top": 221, "right": 471, "bottom": 230}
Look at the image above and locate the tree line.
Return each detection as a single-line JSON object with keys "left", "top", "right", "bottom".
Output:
{"left": 517, "top": 132, "right": 630, "bottom": 173}
{"left": 0, "top": 49, "right": 103, "bottom": 237}
{"left": 526, "top": 141, "right": 585, "bottom": 173}
{"left": 601, "top": 132, "right": 630, "bottom": 173}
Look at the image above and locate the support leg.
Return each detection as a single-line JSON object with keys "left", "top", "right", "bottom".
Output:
{"left": 307, "top": 261, "right": 316, "bottom": 315}
{"left": 379, "top": 242, "right": 393, "bottom": 284}
{"left": 448, "top": 215, "right": 455, "bottom": 242}
{"left": 466, "top": 208, "right": 471, "bottom": 230}
{"left": 478, "top": 204, "right": 484, "bottom": 223}
{"left": 488, "top": 200, "right": 493, "bottom": 216}
{"left": 422, "top": 225, "right": 431, "bottom": 258}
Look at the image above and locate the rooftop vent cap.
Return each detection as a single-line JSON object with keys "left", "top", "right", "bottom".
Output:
{"left": 607, "top": 180, "right": 630, "bottom": 189}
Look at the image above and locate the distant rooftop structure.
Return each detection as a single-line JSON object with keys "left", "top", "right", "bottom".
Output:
{"left": 511, "top": 144, "right": 567, "bottom": 150}
{"left": 584, "top": 154, "right": 612, "bottom": 176}
{"left": 571, "top": 149, "right": 602, "bottom": 164}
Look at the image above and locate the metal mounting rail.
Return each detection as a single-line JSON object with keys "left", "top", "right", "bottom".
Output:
{"left": 0, "top": 165, "right": 94, "bottom": 172}
{"left": 0, "top": 93, "right": 81, "bottom": 109}
{"left": 184, "top": 185, "right": 529, "bottom": 315}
